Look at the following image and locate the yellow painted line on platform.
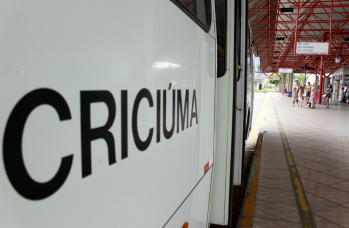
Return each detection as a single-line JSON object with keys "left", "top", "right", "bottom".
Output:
{"left": 238, "top": 95, "right": 268, "bottom": 227}
{"left": 271, "top": 96, "right": 316, "bottom": 228}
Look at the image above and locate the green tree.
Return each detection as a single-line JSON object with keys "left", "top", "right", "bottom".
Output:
{"left": 293, "top": 73, "right": 306, "bottom": 85}
{"left": 269, "top": 79, "right": 279, "bottom": 84}
{"left": 268, "top": 74, "right": 280, "bottom": 86}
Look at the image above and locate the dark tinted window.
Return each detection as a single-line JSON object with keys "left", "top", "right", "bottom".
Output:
{"left": 216, "top": 0, "right": 227, "bottom": 77}
{"left": 247, "top": 30, "right": 251, "bottom": 73}
{"left": 235, "top": 0, "right": 242, "bottom": 81}
{"left": 171, "top": 0, "right": 212, "bottom": 32}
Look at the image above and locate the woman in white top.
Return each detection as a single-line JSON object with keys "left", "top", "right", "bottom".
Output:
{"left": 292, "top": 80, "right": 300, "bottom": 106}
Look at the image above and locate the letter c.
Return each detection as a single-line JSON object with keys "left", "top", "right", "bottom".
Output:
{"left": 3, "top": 88, "right": 73, "bottom": 200}
{"left": 132, "top": 89, "right": 154, "bottom": 151}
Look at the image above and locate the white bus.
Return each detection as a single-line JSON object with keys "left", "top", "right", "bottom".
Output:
{"left": 0, "top": 0, "right": 254, "bottom": 227}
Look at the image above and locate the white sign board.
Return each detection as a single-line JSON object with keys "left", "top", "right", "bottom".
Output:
{"left": 296, "top": 42, "right": 329, "bottom": 55}
{"left": 278, "top": 68, "right": 293, "bottom": 73}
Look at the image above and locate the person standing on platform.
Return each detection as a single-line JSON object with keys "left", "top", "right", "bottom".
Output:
{"left": 310, "top": 82, "right": 319, "bottom": 109}
{"left": 292, "top": 80, "right": 300, "bottom": 107}
{"left": 298, "top": 85, "right": 305, "bottom": 108}
{"left": 340, "top": 84, "right": 347, "bottom": 103}
{"left": 325, "top": 84, "right": 333, "bottom": 108}
{"left": 305, "top": 82, "right": 311, "bottom": 102}
{"left": 344, "top": 83, "right": 349, "bottom": 104}
{"left": 340, "top": 84, "right": 344, "bottom": 103}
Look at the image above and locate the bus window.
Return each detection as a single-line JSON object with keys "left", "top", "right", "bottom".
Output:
{"left": 216, "top": 0, "right": 227, "bottom": 77}
{"left": 171, "top": 0, "right": 212, "bottom": 32}
{"left": 247, "top": 29, "right": 251, "bottom": 74}
{"left": 235, "top": 0, "right": 242, "bottom": 81}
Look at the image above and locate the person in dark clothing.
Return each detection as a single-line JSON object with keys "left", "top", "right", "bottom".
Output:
{"left": 340, "top": 84, "right": 347, "bottom": 103}
{"left": 325, "top": 84, "right": 333, "bottom": 108}
{"left": 305, "top": 82, "right": 311, "bottom": 102}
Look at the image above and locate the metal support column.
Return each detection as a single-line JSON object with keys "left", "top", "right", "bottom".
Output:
{"left": 283, "top": 74, "right": 287, "bottom": 93}
{"left": 289, "top": 73, "right": 294, "bottom": 92}
{"left": 279, "top": 75, "right": 282, "bottom": 93}
{"left": 324, "top": 77, "right": 330, "bottom": 94}
{"left": 318, "top": 56, "right": 324, "bottom": 104}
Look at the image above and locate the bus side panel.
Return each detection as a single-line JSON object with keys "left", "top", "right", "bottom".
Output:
{"left": 209, "top": 0, "right": 236, "bottom": 224}
{"left": 165, "top": 169, "right": 213, "bottom": 228}
{"left": 0, "top": 1, "right": 215, "bottom": 227}
{"left": 233, "top": 76, "right": 245, "bottom": 186}
{"left": 233, "top": 0, "right": 248, "bottom": 186}
{"left": 209, "top": 69, "right": 233, "bottom": 225}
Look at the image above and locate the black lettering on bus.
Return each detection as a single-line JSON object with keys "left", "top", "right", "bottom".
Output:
{"left": 3, "top": 88, "right": 73, "bottom": 200}
{"left": 163, "top": 89, "right": 175, "bottom": 139}
{"left": 190, "top": 89, "right": 198, "bottom": 127}
{"left": 177, "top": 89, "right": 189, "bottom": 133}
{"left": 156, "top": 90, "right": 161, "bottom": 143}
{"left": 121, "top": 90, "right": 128, "bottom": 159}
{"left": 80, "top": 91, "right": 116, "bottom": 178}
{"left": 132, "top": 89, "right": 154, "bottom": 151}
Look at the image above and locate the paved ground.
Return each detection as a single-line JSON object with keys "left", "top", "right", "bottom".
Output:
{"left": 252, "top": 92, "right": 349, "bottom": 228}
{"left": 252, "top": 93, "right": 266, "bottom": 129}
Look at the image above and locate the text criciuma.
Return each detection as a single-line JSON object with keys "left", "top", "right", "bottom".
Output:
{"left": 3, "top": 84, "right": 198, "bottom": 200}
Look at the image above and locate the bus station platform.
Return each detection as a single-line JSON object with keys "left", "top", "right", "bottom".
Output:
{"left": 238, "top": 92, "right": 349, "bottom": 228}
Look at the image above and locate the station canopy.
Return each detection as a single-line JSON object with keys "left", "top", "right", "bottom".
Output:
{"left": 249, "top": 0, "right": 349, "bottom": 77}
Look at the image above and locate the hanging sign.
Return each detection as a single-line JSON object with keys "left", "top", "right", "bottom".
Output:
{"left": 296, "top": 42, "right": 329, "bottom": 55}
{"left": 278, "top": 68, "right": 293, "bottom": 73}
{"left": 332, "top": 75, "right": 342, "bottom": 81}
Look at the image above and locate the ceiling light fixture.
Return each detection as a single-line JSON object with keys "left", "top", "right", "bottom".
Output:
{"left": 280, "top": 8, "right": 294, "bottom": 14}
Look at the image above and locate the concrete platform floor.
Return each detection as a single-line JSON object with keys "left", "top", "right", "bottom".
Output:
{"left": 247, "top": 92, "right": 349, "bottom": 228}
